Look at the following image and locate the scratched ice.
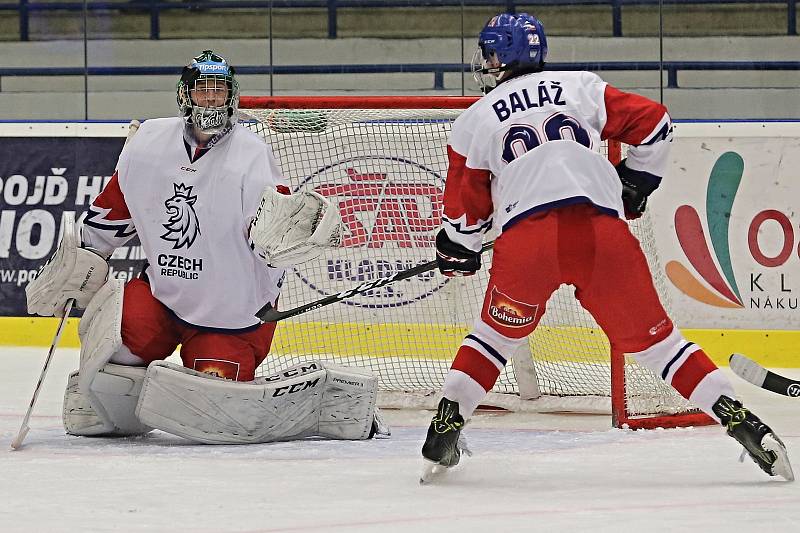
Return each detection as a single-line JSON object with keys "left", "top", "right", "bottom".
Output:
{"left": 1, "top": 347, "right": 798, "bottom": 532}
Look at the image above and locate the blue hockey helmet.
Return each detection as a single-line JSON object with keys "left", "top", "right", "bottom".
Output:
{"left": 177, "top": 50, "right": 240, "bottom": 134}
{"left": 472, "top": 13, "right": 548, "bottom": 92}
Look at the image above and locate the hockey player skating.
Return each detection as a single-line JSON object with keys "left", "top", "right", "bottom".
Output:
{"left": 420, "top": 14, "right": 792, "bottom": 482}
{"left": 24, "top": 50, "right": 388, "bottom": 445}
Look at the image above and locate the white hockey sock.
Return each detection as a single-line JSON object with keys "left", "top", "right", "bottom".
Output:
{"left": 631, "top": 328, "right": 734, "bottom": 421}
{"left": 442, "top": 370, "right": 489, "bottom": 419}
{"left": 442, "top": 321, "right": 526, "bottom": 419}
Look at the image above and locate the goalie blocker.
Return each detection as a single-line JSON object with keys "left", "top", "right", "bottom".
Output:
{"left": 26, "top": 212, "right": 109, "bottom": 318}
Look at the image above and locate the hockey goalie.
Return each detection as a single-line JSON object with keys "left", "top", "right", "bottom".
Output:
{"left": 24, "top": 50, "right": 389, "bottom": 444}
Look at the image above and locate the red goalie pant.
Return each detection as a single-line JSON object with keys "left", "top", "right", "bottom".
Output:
{"left": 451, "top": 203, "right": 675, "bottom": 394}
{"left": 118, "top": 278, "right": 277, "bottom": 381}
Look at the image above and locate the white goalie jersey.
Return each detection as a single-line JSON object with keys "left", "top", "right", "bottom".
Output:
{"left": 80, "top": 117, "right": 287, "bottom": 330}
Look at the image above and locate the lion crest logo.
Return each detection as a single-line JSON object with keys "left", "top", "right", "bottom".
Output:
{"left": 161, "top": 183, "right": 201, "bottom": 249}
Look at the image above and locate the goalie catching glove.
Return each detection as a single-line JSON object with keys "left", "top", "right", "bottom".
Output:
{"left": 247, "top": 186, "right": 343, "bottom": 267}
{"left": 26, "top": 212, "right": 109, "bottom": 317}
{"left": 615, "top": 159, "right": 662, "bottom": 220}
{"left": 436, "top": 229, "right": 482, "bottom": 277}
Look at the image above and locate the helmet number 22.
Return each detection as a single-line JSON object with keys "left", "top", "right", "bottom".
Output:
{"left": 501, "top": 113, "right": 591, "bottom": 164}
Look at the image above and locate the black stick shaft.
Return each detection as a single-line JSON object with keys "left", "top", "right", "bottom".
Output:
{"left": 730, "top": 353, "right": 800, "bottom": 398}
{"left": 764, "top": 371, "right": 800, "bottom": 397}
{"left": 256, "top": 241, "right": 494, "bottom": 323}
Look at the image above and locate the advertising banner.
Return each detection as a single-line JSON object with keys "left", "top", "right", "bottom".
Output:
{"left": 1, "top": 122, "right": 798, "bottom": 334}
{"left": 650, "top": 123, "right": 800, "bottom": 330}
{"left": 0, "top": 135, "right": 144, "bottom": 316}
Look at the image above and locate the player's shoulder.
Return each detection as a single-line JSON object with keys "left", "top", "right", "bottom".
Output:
{"left": 136, "top": 116, "right": 183, "bottom": 135}
{"left": 457, "top": 91, "right": 500, "bottom": 127}
{"left": 232, "top": 122, "right": 268, "bottom": 148}
{"left": 119, "top": 117, "right": 181, "bottom": 159}
{"left": 550, "top": 70, "right": 606, "bottom": 89}
{"left": 227, "top": 123, "right": 276, "bottom": 170}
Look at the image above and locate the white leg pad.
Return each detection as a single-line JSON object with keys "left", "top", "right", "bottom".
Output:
{"left": 136, "top": 360, "right": 380, "bottom": 444}
{"left": 63, "top": 364, "right": 153, "bottom": 437}
{"left": 78, "top": 278, "right": 124, "bottom": 388}
{"left": 73, "top": 278, "right": 132, "bottom": 434}
{"left": 317, "top": 363, "right": 379, "bottom": 440}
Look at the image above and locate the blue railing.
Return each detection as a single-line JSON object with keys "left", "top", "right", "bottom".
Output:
{"left": 0, "top": 0, "right": 796, "bottom": 41}
{"left": 1, "top": 61, "right": 798, "bottom": 89}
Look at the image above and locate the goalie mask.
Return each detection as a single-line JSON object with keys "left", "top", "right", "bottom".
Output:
{"left": 177, "top": 50, "right": 240, "bottom": 135}
{"left": 472, "top": 13, "right": 548, "bottom": 93}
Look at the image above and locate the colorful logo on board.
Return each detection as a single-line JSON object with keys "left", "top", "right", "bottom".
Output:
{"left": 667, "top": 150, "right": 798, "bottom": 311}
{"left": 666, "top": 152, "right": 745, "bottom": 308}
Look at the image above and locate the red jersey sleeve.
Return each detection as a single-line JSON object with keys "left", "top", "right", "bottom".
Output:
{"left": 441, "top": 145, "right": 493, "bottom": 252}
{"left": 80, "top": 171, "right": 138, "bottom": 256}
{"left": 601, "top": 85, "right": 673, "bottom": 179}
{"left": 601, "top": 85, "right": 670, "bottom": 145}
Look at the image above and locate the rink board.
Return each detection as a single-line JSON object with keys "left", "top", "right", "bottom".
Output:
{"left": 1, "top": 120, "right": 798, "bottom": 367}
{"left": 0, "top": 317, "right": 797, "bottom": 367}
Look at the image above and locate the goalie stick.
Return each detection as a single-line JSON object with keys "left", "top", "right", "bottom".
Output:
{"left": 10, "top": 120, "right": 138, "bottom": 451}
{"left": 256, "top": 241, "right": 495, "bottom": 323}
{"left": 124, "top": 119, "right": 140, "bottom": 146}
{"left": 729, "top": 353, "right": 800, "bottom": 398}
{"left": 10, "top": 299, "right": 75, "bottom": 450}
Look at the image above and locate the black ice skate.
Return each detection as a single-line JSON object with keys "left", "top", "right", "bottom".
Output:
{"left": 420, "top": 397, "right": 471, "bottom": 484}
{"left": 712, "top": 395, "right": 794, "bottom": 481}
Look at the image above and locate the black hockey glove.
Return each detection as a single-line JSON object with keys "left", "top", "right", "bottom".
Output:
{"left": 616, "top": 159, "right": 662, "bottom": 220}
{"left": 435, "top": 229, "right": 481, "bottom": 277}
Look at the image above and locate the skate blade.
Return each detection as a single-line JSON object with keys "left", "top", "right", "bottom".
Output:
{"left": 419, "top": 460, "right": 449, "bottom": 485}
{"left": 763, "top": 434, "right": 795, "bottom": 482}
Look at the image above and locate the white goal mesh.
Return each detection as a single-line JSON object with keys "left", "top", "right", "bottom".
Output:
{"left": 240, "top": 96, "right": 703, "bottom": 425}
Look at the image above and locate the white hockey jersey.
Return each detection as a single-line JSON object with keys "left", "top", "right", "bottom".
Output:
{"left": 443, "top": 70, "right": 673, "bottom": 251}
{"left": 80, "top": 117, "right": 287, "bottom": 330}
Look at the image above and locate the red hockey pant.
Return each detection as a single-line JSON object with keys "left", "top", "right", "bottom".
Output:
{"left": 481, "top": 203, "right": 674, "bottom": 351}
{"left": 119, "top": 278, "right": 276, "bottom": 381}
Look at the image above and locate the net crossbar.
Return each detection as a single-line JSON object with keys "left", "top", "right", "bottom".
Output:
{"left": 240, "top": 96, "right": 712, "bottom": 429}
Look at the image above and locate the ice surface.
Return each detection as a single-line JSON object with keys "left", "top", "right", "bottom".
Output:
{"left": 1, "top": 348, "right": 798, "bottom": 532}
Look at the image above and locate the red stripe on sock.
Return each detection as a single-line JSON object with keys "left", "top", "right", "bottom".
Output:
{"left": 451, "top": 345, "right": 501, "bottom": 392}
{"left": 670, "top": 349, "right": 718, "bottom": 399}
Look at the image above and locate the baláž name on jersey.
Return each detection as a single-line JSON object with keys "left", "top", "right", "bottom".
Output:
{"left": 490, "top": 80, "right": 568, "bottom": 122}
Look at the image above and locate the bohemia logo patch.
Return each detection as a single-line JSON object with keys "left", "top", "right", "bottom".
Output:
{"left": 161, "top": 183, "right": 201, "bottom": 249}
{"left": 487, "top": 286, "right": 538, "bottom": 328}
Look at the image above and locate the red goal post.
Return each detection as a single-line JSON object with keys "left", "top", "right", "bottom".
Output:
{"left": 239, "top": 95, "right": 714, "bottom": 430}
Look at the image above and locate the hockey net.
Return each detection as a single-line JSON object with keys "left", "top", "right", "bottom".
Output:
{"left": 240, "top": 96, "right": 713, "bottom": 429}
